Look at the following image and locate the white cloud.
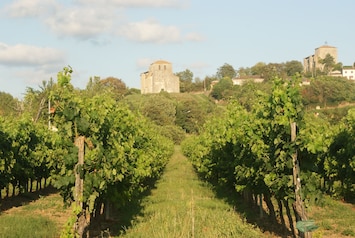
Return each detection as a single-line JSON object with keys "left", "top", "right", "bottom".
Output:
{"left": 75, "top": 0, "right": 188, "bottom": 8}
{"left": 3, "top": 0, "right": 59, "bottom": 18}
{"left": 118, "top": 19, "right": 182, "bottom": 43}
{"left": 0, "top": 42, "right": 65, "bottom": 67}
{"left": 45, "top": 6, "right": 115, "bottom": 39}
{"left": 2, "top": 0, "right": 198, "bottom": 43}
{"left": 3, "top": 0, "right": 116, "bottom": 40}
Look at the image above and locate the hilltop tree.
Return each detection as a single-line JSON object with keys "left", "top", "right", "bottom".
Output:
{"left": 333, "top": 62, "right": 343, "bottom": 71}
{"left": 176, "top": 69, "right": 194, "bottom": 92}
{"left": 251, "top": 62, "right": 266, "bottom": 76}
{"left": 319, "top": 53, "right": 335, "bottom": 75}
{"left": 285, "top": 60, "right": 303, "bottom": 76}
{"left": 86, "top": 76, "right": 127, "bottom": 100}
{"left": 237, "top": 67, "right": 252, "bottom": 77}
{"left": 210, "top": 77, "right": 233, "bottom": 100}
{"left": 262, "top": 63, "right": 286, "bottom": 81}
{"left": 100, "top": 77, "right": 127, "bottom": 98}
{"left": 217, "top": 63, "right": 236, "bottom": 79}
{"left": 204, "top": 75, "right": 217, "bottom": 91}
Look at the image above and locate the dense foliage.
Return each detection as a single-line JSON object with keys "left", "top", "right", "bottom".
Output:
{"left": 0, "top": 115, "right": 59, "bottom": 196}
{"left": 301, "top": 76, "right": 355, "bottom": 107}
{"left": 182, "top": 77, "right": 355, "bottom": 234}
{"left": 123, "top": 92, "right": 217, "bottom": 136}
{"left": 0, "top": 67, "right": 175, "bottom": 237}
{"left": 0, "top": 92, "right": 20, "bottom": 117}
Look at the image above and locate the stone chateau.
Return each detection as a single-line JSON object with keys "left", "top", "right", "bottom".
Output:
{"left": 141, "top": 60, "right": 180, "bottom": 94}
{"left": 303, "top": 44, "right": 338, "bottom": 73}
{"left": 304, "top": 44, "right": 355, "bottom": 80}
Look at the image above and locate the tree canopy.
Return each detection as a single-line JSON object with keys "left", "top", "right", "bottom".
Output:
{"left": 176, "top": 69, "right": 194, "bottom": 92}
{"left": 319, "top": 53, "right": 336, "bottom": 75}
{"left": 217, "top": 63, "right": 236, "bottom": 79}
{"left": 0, "top": 92, "right": 19, "bottom": 117}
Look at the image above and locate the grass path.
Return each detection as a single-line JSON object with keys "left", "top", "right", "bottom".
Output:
{"left": 0, "top": 189, "right": 71, "bottom": 238}
{"left": 119, "top": 146, "right": 265, "bottom": 238}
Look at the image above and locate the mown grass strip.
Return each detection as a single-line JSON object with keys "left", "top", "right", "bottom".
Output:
{"left": 119, "top": 146, "right": 264, "bottom": 238}
{"left": 0, "top": 192, "right": 70, "bottom": 238}
{"left": 0, "top": 215, "right": 57, "bottom": 238}
{"left": 308, "top": 197, "right": 355, "bottom": 237}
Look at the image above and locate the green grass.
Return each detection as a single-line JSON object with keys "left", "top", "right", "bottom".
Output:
{"left": 0, "top": 215, "right": 57, "bottom": 238}
{"left": 309, "top": 196, "right": 355, "bottom": 237}
{"left": 118, "top": 146, "right": 264, "bottom": 238}
{"left": 0, "top": 191, "right": 69, "bottom": 238}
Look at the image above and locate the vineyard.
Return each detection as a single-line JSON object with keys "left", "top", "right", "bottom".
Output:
{"left": 0, "top": 67, "right": 174, "bottom": 237}
{"left": 181, "top": 77, "right": 355, "bottom": 237}
{"left": 0, "top": 68, "right": 355, "bottom": 237}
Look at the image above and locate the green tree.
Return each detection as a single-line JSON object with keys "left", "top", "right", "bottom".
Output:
{"left": 176, "top": 69, "right": 194, "bottom": 92}
{"left": 216, "top": 63, "right": 236, "bottom": 79}
{"left": 191, "top": 77, "right": 205, "bottom": 92}
{"left": 301, "top": 76, "right": 355, "bottom": 107}
{"left": 100, "top": 77, "right": 127, "bottom": 99}
{"left": 262, "top": 63, "right": 286, "bottom": 81}
{"left": 319, "top": 53, "right": 335, "bottom": 75}
{"left": 285, "top": 60, "right": 303, "bottom": 76}
{"left": 251, "top": 62, "right": 266, "bottom": 76}
{"left": 233, "top": 81, "right": 272, "bottom": 111}
{"left": 23, "top": 78, "right": 55, "bottom": 123}
{"left": 237, "top": 67, "right": 252, "bottom": 77}
{"left": 333, "top": 62, "right": 343, "bottom": 71}
{"left": 210, "top": 77, "right": 233, "bottom": 100}
{"left": 0, "top": 92, "right": 20, "bottom": 117}
{"left": 204, "top": 76, "right": 218, "bottom": 91}
{"left": 142, "top": 94, "right": 176, "bottom": 126}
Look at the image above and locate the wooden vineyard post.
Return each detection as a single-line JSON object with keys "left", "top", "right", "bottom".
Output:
{"left": 74, "top": 136, "right": 88, "bottom": 238}
{"left": 291, "top": 122, "right": 311, "bottom": 238}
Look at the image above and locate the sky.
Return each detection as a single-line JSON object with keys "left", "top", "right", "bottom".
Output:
{"left": 1, "top": 0, "right": 355, "bottom": 99}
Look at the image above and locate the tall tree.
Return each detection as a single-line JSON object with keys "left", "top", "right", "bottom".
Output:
{"left": 0, "top": 92, "right": 20, "bottom": 117}
{"left": 176, "top": 69, "right": 193, "bottom": 92}
{"left": 204, "top": 76, "right": 217, "bottom": 91}
{"left": 319, "top": 53, "right": 335, "bottom": 75}
{"left": 237, "top": 67, "right": 252, "bottom": 77}
{"left": 333, "top": 62, "right": 343, "bottom": 71}
{"left": 251, "top": 62, "right": 266, "bottom": 76}
{"left": 23, "top": 78, "right": 55, "bottom": 123}
{"left": 285, "top": 60, "right": 303, "bottom": 76}
{"left": 210, "top": 77, "right": 233, "bottom": 100}
{"left": 217, "top": 63, "right": 236, "bottom": 79}
{"left": 100, "top": 77, "right": 127, "bottom": 99}
{"left": 262, "top": 63, "right": 286, "bottom": 81}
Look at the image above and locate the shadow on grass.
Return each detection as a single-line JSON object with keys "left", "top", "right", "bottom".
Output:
{"left": 0, "top": 186, "right": 58, "bottom": 213}
{"left": 207, "top": 181, "right": 294, "bottom": 238}
{"left": 87, "top": 181, "right": 158, "bottom": 238}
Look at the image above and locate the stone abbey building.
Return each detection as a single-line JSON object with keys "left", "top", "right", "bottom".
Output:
{"left": 303, "top": 44, "right": 338, "bottom": 73}
{"left": 141, "top": 60, "right": 180, "bottom": 94}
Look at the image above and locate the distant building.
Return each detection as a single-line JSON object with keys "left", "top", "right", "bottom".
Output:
{"left": 342, "top": 66, "right": 355, "bottom": 80}
{"left": 232, "top": 75, "right": 264, "bottom": 85}
{"left": 141, "top": 60, "right": 180, "bottom": 94}
{"left": 303, "top": 45, "right": 338, "bottom": 74}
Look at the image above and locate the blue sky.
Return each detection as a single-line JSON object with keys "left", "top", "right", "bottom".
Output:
{"left": 1, "top": 0, "right": 354, "bottom": 99}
